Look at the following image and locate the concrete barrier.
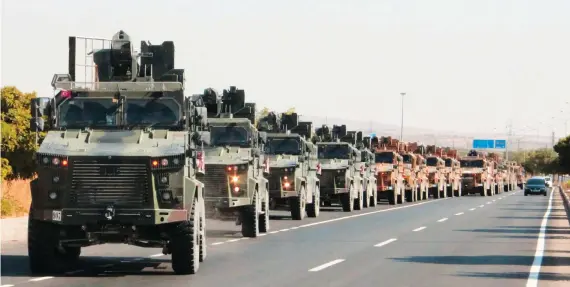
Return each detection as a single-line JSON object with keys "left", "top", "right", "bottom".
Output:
{"left": 558, "top": 186, "right": 570, "bottom": 226}
{"left": 1, "top": 216, "right": 28, "bottom": 243}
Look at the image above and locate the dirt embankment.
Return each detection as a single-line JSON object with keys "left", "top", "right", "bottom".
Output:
{"left": 1, "top": 179, "right": 31, "bottom": 218}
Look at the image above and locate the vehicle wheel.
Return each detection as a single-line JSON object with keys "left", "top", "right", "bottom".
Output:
{"left": 341, "top": 186, "right": 354, "bottom": 212}
{"left": 431, "top": 187, "right": 439, "bottom": 199}
{"left": 306, "top": 186, "right": 320, "bottom": 218}
{"left": 28, "top": 210, "right": 71, "bottom": 274}
{"left": 543, "top": 191, "right": 547, "bottom": 196}
{"left": 388, "top": 189, "right": 397, "bottom": 205}
{"left": 363, "top": 189, "right": 369, "bottom": 208}
{"left": 525, "top": 192, "right": 528, "bottom": 196}
{"left": 480, "top": 186, "right": 486, "bottom": 196}
{"left": 290, "top": 188, "right": 306, "bottom": 220}
{"left": 171, "top": 197, "right": 200, "bottom": 275}
{"left": 370, "top": 187, "right": 377, "bottom": 207}
{"left": 397, "top": 186, "right": 404, "bottom": 204}
{"left": 259, "top": 191, "right": 269, "bottom": 233}
{"left": 354, "top": 187, "right": 363, "bottom": 210}
{"left": 441, "top": 185, "right": 447, "bottom": 198}
{"left": 199, "top": 200, "right": 207, "bottom": 262}
{"left": 241, "top": 192, "right": 260, "bottom": 238}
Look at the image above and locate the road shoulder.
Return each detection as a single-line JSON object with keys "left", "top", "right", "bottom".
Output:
{"left": 541, "top": 188, "right": 570, "bottom": 286}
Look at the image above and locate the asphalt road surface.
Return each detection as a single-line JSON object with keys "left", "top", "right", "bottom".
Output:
{"left": 2, "top": 188, "right": 569, "bottom": 287}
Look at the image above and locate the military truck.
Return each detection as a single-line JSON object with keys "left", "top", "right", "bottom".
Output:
{"left": 487, "top": 152, "right": 502, "bottom": 195}
{"left": 193, "top": 86, "right": 270, "bottom": 238}
{"left": 505, "top": 161, "right": 517, "bottom": 192}
{"left": 410, "top": 144, "right": 430, "bottom": 201}
{"left": 256, "top": 111, "right": 320, "bottom": 220}
{"left": 312, "top": 125, "right": 364, "bottom": 211}
{"left": 393, "top": 140, "right": 419, "bottom": 203}
{"left": 355, "top": 134, "right": 378, "bottom": 207}
{"left": 442, "top": 148, "right": 462, "bottom": 197}
{"left": 460, "top": 150, "right": 492, "bottom": 196}
{"left": 28, "top": 30, "right": 208, "bottom": 275}
{"left": 371, "top": 136, "right": 406, "bottom": 205}
{"left": 425, "top": 145, "right": 448, "bottom": 199}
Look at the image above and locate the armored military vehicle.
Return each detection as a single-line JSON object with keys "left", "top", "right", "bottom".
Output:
{"left": 28, "top": 30, "right": 208, "bottom": 275}
{"left": 256, "top": 111, "right": 320, "bottom": 220}
{"left": 442, "top": 148, "right": 463, "bottom": 197}
{"left": 371, "top": 136, "right": 405, "bottom": 205}
{"left": 460, "top": 150, "right": 492, "bottom": 196}
{"left": 355, "top": 134, "right": 378, "bottom": 207}
{"left": 393, "top": 140, "right": 419, "bottom": 203}
{"left": 194, "top": 86, "right": 270, "bottom": 238}
{"left": 312, "top": 125, "right": 364, "bottom": 211}
{"left": 411, "top": 144, "right": 430, "bottom": 201}
{"left": 425, "top": 145, "right": 448, "bottom": 199}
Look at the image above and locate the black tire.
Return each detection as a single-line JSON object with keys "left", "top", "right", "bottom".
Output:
{"left": 397, "top": 186, "right": 404, "bottom": 204}
{"left": 259, "top": 191, "right": 269, "bottom": 233}
{"left": 525, "top": 192, "right": 528, "bottom": 196}
{"left": 388, "top": 189, "right": 397, "bottom": 205}
{"left": 290, "top": 188, "right": 306, "bottom": 221}
{"left": 432, "top": 187, "right": 440, "bottom": 199}
{"left": 341, "top": 186, "right": 354, "bottom": 212}
{"left": 363, "top": 190, "right": 369, "bottom": 208}
{"left": 28, "top": 215, "right": 70, "bottom": 274}
{"left": 199, "top": 202, "right": 207, "bottom": 262}
{"left": 480, "top": 186, "right": 486, "bottom": 196}
{"left": 543, "top": 192, "right": 547, "bottom": 196}
{"left": 370, "top": 187, "right": 377, "bottom": 207}
{"left": 241, "top": 192, "right": 260, "bottom": 238}
{"left": 354, "top": 187, "right": 363, "bottom": 210}
{"left": 306, "top": 186, "right": 320, "bottom": 218}
{"left": 171, "top": 197, "right": 200, "bottom": 275}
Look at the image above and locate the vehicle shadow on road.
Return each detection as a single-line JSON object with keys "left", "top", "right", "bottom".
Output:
{"left": 456, "top": 271, "right": 570, "bottom": 281}
{"left": 0, "top": 254, "right": 172, "bottom": 277}
{"left": 206, "top": 229, "right": 243, "bottom": 238}
{"left": 390, "top": 255, "right": 570, "bottom": 267}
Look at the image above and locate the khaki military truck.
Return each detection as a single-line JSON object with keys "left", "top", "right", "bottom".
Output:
{"left": 460, "top": 150, "right": 493, "bottom": 196}
{"left": 487, "top": 152, "right": 502, "bottom": 195}
{"left": 442, "top": 148, "right": 463, "bottom": 197}
{"left": 425, "top": 145, "right": 448, "bottom": 199}
{"left": 256, "top": 111, "right": 320, "bottom": 220}
{"left": 195, "top": 86, "right": 270, "bottom": 238}
{"left": 504, "top": 161, "right": 517, "bottom": 191}
{"left": 411, "top": 144, "right": 430, "bottom": 201}
{"left": 355, "top": 134, "right": 378, "bottom": 207}
{"left": 371, "top": 136, "right": 406, "bottom": 205}
{"left": 28, "top": 31, "right": 209, "bottom": 275}
{"left": 313, "top": 125, "right": 365, "bottom": 212}
{"left": 396, "top": 141, "right": 420, "bottom": 203}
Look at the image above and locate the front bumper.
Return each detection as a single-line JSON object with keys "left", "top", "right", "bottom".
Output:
{"left": 31, "top": 208, "right": 189, "bottom": 225}
{"left": 204, "top": 196, "right": 252, "bottom": 209}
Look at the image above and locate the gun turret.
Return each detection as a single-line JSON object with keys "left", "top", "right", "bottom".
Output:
{"left": 467, "top": 149, "right": 479, "bottom": 157}
{"left": 371, "top": 136, "right": 380, "bottom": 149}
{"left": 219, "top": 86, "right": 256, "bottom": 124}
{"left": 280, "top": 112, "right": 299, "bottom": 131}
{"left": 290, "top": 121, "right": 313, "bottom": 139}
{"left": 362, "top": 136, "right": 372, "bottom": 149}
{"left": 256, "top": 111, "right": 280, "bottom": 132}
{"left": 415, "top": 145, "right": 426, "bottom": 155}
{"left": 315, "top": 125, "right": 332, "bottom": 142}
{"left": 339, "top": 130, "right": 357, "bottom": 146}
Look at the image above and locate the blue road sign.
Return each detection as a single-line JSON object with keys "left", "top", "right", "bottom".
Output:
{"left": 494, "top": 139, "right": 506, "bottom": 149}
{"left": 370, "top": 133, "right": 376, "bottom": 138}
{"left": 473, "top": 139, "right": 495, "bottom": 149}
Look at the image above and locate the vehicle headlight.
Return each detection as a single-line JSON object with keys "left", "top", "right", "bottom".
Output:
{"left": 231, "top": 176, "right": 239, "bottom": 183}
{"left": 48, "top": 191, "right": 58, "bottom": 200}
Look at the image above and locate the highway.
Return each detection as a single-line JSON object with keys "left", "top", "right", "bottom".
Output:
{"left": 1, "top": 188, "right": 569, "bottom": 287}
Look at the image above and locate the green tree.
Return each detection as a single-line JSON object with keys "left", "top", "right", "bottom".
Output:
{"left": 1, "top": 86, "right": 40, "bottom": 179}
{"left": 553, "top": 135, "right": 570, "bottom": 173}
{"left": 519, "top": 148, "right": 558, "bottom": 175}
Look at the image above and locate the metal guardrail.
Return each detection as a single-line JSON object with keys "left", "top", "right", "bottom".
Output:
{"left": 558, "top": 185, "right": 570, "bottom": 226}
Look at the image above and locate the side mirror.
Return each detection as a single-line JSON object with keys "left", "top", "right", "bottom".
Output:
{"left": 30, "top": 97, "right": 51, "bottom": 118}
{"left": 30, "top": 117, "right": 45, "bottom": 132}
{"left": 251, "top": 148, "right": 261, "bottom": 157}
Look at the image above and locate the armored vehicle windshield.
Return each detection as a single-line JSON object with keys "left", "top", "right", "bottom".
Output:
{"left": 375, "top": 152, "right": 393, "bottom": 163}
{"left": 445, "top": 158, "right": 452, "bottom": 167}
{"left": 426, "top": 157, "right": 439, "bottom": 166}
{"left": 317, "top": 143, "right": 351, "bottom": 159}
{"left": 402, "top": 154, "right": 413, "bottom": 164}
{"left": 460, "top": 159, "right": 484, "bottom": 168}
{"left": 57, "top": 91, "right": 182, "bottom": 129}
{"left": 209, "top": 124, "right": 251, "bottom": 147}
{"left": 265, "top": 136, "right": 302, "bottom": 155}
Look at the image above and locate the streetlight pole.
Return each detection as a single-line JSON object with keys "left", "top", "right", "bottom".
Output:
{"left": 400, "top": 92, "right": 405, "bottom": 142}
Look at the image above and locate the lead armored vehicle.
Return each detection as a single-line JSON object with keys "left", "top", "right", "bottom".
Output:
{"left": 313, "top": 125, "right": 364, "bottom": 212}
{"left": 195, "top": 86, "right": 270, "bottom": 238}
{"left": 371, "top": 136, "right": 405, "bottom": 205}
{"left": 256, "top": 111, "right": 320, "bottom": 220}
{"left": 28, "top": 30, "right": 208, "bottom": 275}
{"left": 460, "top": 150, "right": 492, "bottom": 196}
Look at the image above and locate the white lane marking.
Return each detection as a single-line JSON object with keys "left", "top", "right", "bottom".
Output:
{"left": 479, "top": 205, "right": 485, "bottom": 207}
{"left": 308, "top": 259, "right": 345, "bottom": 272}
{"left": 279, "top": 228, "right": 290, "bottom": 232}
{"left": 526, "top": 188, "right": 555, "bottom": 287}
{"left": 469, "top": 208, "right": 476, "bottom": 211}
{"left": 133, "top": 258, "right": 144, "bottom": 261}
{"left": 1, "top": 284, "right": 15, "bottom": 287}
{"left": 120, "top": 260, "right": 131, "bottom": 263}
{"left": 413, "top": 226, "right": 426, "bottom": 232}
{"left": 487, "top": 201, "right": 492, "bottom": 204}
{"left": 258, "top": 233, "right": 267, "bottom": 237}
{"left": 97, "top": 264, "right": 114, "bottom": 268}
{"left": 65, "top": 269, "right": 85, "bottom": 275}
{"left": 437, "top": 218, "right": 448, "bottom": 222}
{"left": 29, "top": 277, "right": 53, "bottom": 282}
{"left": 150, "top": 253, "right": 164, "bottom": 257}
{"left": 269, "top": 231, "right": 280, "bottom": 234}
{"left": 291, "top": 226, "right": 299, "bottom": 230}
{"left": 227, "top": 238, "right": 241, "bottom": 243}
{"left": 374, "top": 238, "right": 397, "bottom": 247}
{"left": 455, "top": 212, "right": 464, "bottom": 216}
{"left": 299, "top": 198, "right": 450, "bottom": 228}
{"left": 492, "top": 200, "right": 496, "bottom": 202}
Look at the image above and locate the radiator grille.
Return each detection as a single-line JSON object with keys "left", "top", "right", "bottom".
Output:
{"left": 69, "top": 157, "right": 150, "bottom": 207}
{"left": 200, "top": 165, "right": 229, "bottom": 199}
{"left": 319, "top": 170, "right": 336, "bottom": 188}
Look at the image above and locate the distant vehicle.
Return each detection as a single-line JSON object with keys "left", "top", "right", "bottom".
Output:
{"left": 524, "top": 177, "right": 548, "bottom": 196}
{"left": 544, "top": 176, "right": 553, "bottom": 187}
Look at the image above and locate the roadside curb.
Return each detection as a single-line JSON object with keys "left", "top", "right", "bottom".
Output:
{"left": 558, "top": 186, "right": 570, "bottom": 226}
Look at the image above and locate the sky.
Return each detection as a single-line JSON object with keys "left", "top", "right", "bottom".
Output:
{"left": 1, "top": 0, "right": 570, "bottom": 139}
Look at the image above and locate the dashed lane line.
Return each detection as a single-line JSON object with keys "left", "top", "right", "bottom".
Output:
{"left": 1, "top": 284, "right": 15, "bottom": 287}
{"left": 279, "top": 228, "right": 290, "bottom": 232}
{"left": 437, "top": 218, "right": 448, "bottom": 222}
{"left": 374, "top": 238, "right": 398, "bottom": 247}
{"left": 469, "top": 208, "right": 476, "bottom": 211}
{"left": 455, "top": 212, "right": 464, "bottom": 216}
{"left": 413, "top": 226, "right": 426, "bottom": 232}
{"left": 308, "top": 259, "right": 345, "bottom": 272}
{"left": 479, "top": 205, "right": 485, "bottom": 207}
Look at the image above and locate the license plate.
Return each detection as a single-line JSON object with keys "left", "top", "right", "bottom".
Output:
{"left": 52, "top": 210, "right": 62, "bottom": 221}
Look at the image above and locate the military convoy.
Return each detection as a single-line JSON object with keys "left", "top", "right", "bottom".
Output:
{"left": 27, "top": 30, "right": 526, "bottom": 276}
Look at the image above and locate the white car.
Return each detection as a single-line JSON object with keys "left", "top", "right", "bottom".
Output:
{"left": 544, "top": 176, "right": 553, "bottom": 187}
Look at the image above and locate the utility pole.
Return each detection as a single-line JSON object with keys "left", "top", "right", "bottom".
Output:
{"left": 551, "top": 131, "right": 555, "bottom": 149}
{"left": 400, "top": 92, "right": 405, "bottom": 142}
{"left": 506, "top": 122, "right": 512, "bottom": 161}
